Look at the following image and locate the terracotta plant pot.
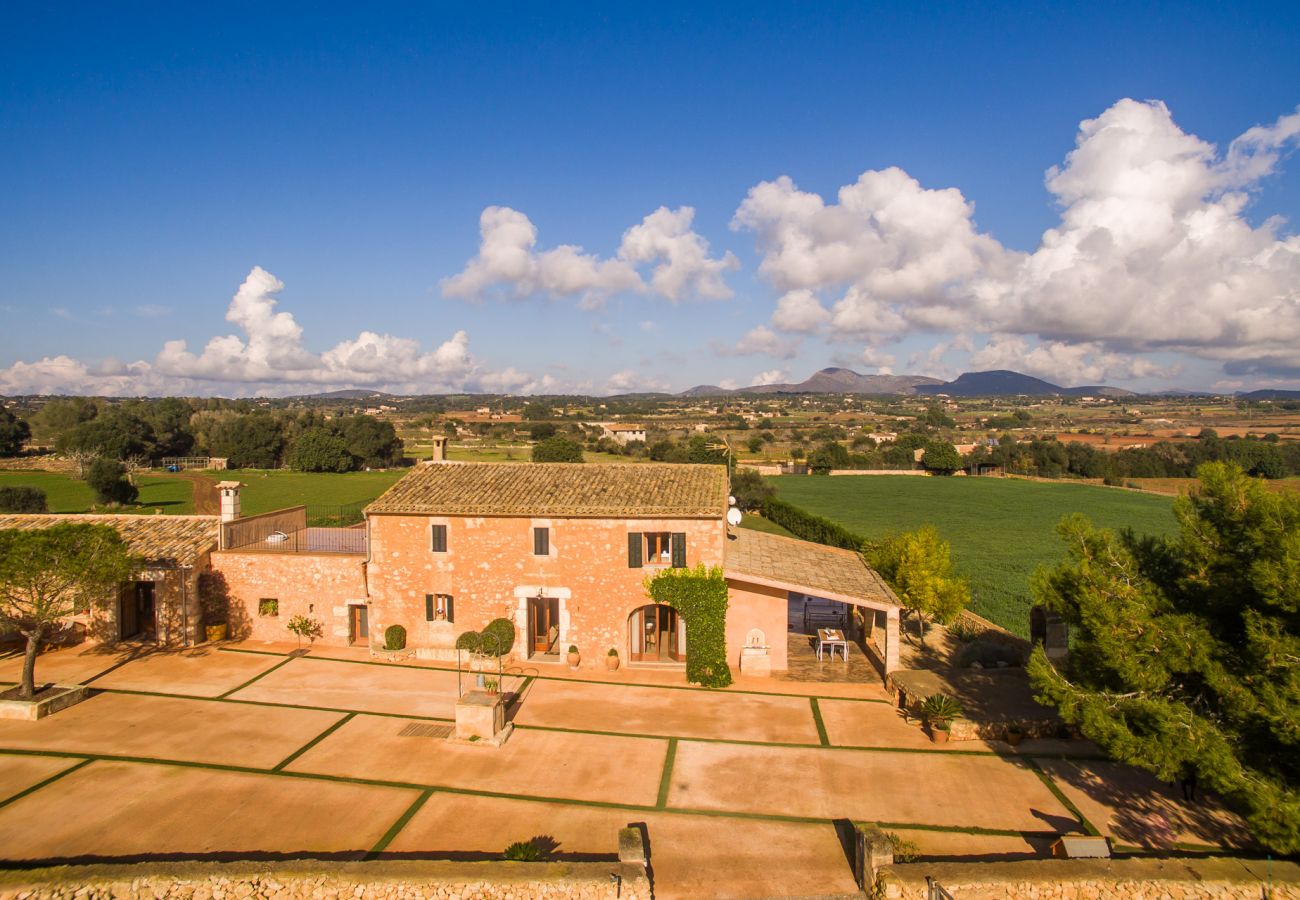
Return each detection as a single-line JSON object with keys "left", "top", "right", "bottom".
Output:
{"left": 1006, "top": 729, "right": 1025, "bottom": 747}
{"left": 605, "top": 655, "right": 620, "bottom": 671}
{"left": 205, "top": 624, "right": 228, "bottom": 643}
{"left": 567, "top": 651, "right": 581, "bottom": 669}
{"left": 929, "top": 725, "right": 950, "bottom": 744}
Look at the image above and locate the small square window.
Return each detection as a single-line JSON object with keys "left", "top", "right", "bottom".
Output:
{"left": 258, "top": 598, "right": 279, "bottom": 617}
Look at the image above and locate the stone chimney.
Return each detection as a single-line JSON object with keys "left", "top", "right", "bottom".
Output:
{"left": 216, "top": 481, "right": 243, "bottom": 523}
{"left": 430, "top": 436, "right": 449, "bottom": 463}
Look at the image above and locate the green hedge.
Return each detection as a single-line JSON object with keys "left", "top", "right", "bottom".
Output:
{"left": 647, "top": 565, "right": 732, "bottom": 688}
{"left": 384, "top": 623, "right": 406, "bottom": 651}
{"left": 764, "top": 497, "right": 871, "bottom": 551}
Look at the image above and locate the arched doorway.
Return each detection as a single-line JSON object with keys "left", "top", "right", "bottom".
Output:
{"left": 628, "top": 604, "right": 685, "bottom": 663}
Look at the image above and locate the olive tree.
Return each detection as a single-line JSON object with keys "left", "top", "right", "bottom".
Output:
{"left": 0, "top": 524, "right": 137, "bottom": 699}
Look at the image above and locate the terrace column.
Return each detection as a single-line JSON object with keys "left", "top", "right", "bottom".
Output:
{"left": 883, "top": 607, "right": 900, "bottom": 674}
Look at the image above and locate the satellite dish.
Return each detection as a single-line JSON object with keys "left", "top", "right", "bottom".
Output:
{"left": 726, "top": 507, "right": 743, "bottom": 527}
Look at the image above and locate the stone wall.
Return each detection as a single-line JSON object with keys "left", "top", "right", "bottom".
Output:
{"left": 878, "top": 856, "right": 1299, "bottom": 899}
{"left": 0, "top": 859, "right": 651, "bottom": 900}
{"left": 365, "top": 512, "right": 726, "bottom": 669}
{"left": 209, "top": 550, "right": 368, "bottom": 645}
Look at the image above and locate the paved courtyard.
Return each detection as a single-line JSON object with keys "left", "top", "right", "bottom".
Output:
{"left": 0, "top": 642, "right": 1251, "bottom": 898}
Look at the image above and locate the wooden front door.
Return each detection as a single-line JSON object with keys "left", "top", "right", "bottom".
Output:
{"left": 528, "top": 597, "right": 559, "bottom": 655}
{"left": 119, "top": 582, "right": 156, "bottom": 641}
{"left": 349, "top": 605, "right": 369, "bottom": 645}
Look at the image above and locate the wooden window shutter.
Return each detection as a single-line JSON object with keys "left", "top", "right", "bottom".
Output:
{"left": 425, "top": 594, "right": 434, "bottom": 621}
{"left": 671, "top": 532, "right": 687, "bottom": 568}
{"left": 628, "top": 532, "right": 643, "bottom": 568}
{"left": 445, "top": 595, "right": 454, "bottom": 623}
{"left": 534, "top": 527, "right": 549, "bottom": 556}
{"left": 431, "top": 524, "right": 447, "bottom": 553}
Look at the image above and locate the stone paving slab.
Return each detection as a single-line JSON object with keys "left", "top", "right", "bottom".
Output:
{"left": 87, "top": 647, "right": 285, "bottom": 698}
{"left": 386, "top": 793, "right": 859, "bottom": 899}
{"left": 227, "top": 656, "right": 463, "bottom": 718}
{"left": 287, "top": 713, "right": 668, "bottom": 806}
{"left": 0, "top": 754, "right": 85, "bottom": 805}
{"left": 1036, "top": 758, "right": 1254, "bottom": 850}
{"left": 511, "top": 677, "right": 822, "bottom": 744}
{"left": 0, "top": 646, "right": 133, "bottom": 686}
{"left": 0, "top": 692, "right": 344, "bottom": 770}
{"left": 667, "top": 740, "right": 1083, "bottom": 832}
{"left": 819, "top": 697, "right": 987, "bottom": 751}
{"left": 0, "top": 759, "right": 419, "bottom": 863}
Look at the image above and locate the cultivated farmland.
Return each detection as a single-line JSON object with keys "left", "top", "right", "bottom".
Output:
{"left": 763, "top": 475, "right": 1178, "bottom": 635}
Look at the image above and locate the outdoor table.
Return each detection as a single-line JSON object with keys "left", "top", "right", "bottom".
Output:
{"left": 816, "top": 628, "right": 848, "bottom": 661}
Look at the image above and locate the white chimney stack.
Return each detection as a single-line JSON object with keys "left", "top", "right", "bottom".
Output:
{"left": 217, "top": 482, "right": 243, "bottom": 523}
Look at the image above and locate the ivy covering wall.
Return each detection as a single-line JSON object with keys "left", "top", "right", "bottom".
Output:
{"left": 646, "top": 564, "right": 732, "bottom": 688}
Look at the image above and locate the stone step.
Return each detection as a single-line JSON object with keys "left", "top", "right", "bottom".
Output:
{"left": 416, "top": 646, "right": 459, "bottom": 662}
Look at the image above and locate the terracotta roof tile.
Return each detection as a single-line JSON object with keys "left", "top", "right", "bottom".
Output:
{"left": 0, "top": 514, "right": 219, "bottom": 567}
{"left": 724, "top": 527, "right": 899, "bottom": 609}
{"left": 366, "top": 462, "right": 729, "bottom": 518}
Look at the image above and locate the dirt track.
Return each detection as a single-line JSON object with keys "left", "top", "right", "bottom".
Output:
{"left": 169, "top": 472, "right": 218, "bottom": 515}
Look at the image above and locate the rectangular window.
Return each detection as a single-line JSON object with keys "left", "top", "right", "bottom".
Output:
{"left": 644, "top": 531, "right": 672, "bottom": 565}
{"left": 425, "top": 593, "right": 454, "bottom": 622}
{"left": 258, "top": 598, "right": 279, "bottom": 617}
{"left": 533, "top": 527, "right": 549, "bottom": 556}
{"left": 628, "top": 532, "right": 642, "bottom": 568}
{"left": 671, "top": 532, "right": 687, "bottom": 568}
{"left": 431, "top": 524, "right": 447, "bottom": 553}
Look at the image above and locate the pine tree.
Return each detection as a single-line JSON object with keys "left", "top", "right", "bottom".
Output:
{"left": 1028, "top": 462, "right": 1300, "bottom": 852}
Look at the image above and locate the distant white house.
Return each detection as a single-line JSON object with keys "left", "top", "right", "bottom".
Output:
{"left": 599, "top": 423, "right": 648, "bottom": 445}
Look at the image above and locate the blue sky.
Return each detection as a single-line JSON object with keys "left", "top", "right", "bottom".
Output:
{"left": 2, "top": 2, "right": 1299, "bottom": 396}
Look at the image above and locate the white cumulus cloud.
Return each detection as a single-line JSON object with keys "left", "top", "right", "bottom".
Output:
{"left": 0, "top": 267, "right": 536, "bottom": 397}
{"left": 443, "top": 205, "right": 737, "bottom": 309}
{"left": 738, "top": 99, "right": 1300, "bottom": 380}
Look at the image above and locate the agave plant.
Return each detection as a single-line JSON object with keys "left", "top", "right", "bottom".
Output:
{"left": 921, "top": 693, "right": 963, "bottom": 726}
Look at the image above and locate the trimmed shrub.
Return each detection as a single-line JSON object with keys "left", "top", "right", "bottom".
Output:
{"left": 647, "top": 565, "right": 732, "bottom": 688}
{"left": 481, "top": 617, "right": 516, "bottom": 656}
{"left": 455, "top": 630, "right": 482, "bottom": 653}
{"left": 384, "top": 623, "right": 407, "bottom": 651}
{"left": 764, "top": 498, "right": 870, "bottom": 551}
{"left": 0, "top": 485, "right": 47, "bottom": 513}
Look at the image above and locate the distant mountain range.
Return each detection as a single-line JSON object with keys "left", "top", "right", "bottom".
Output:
{"left": 681, "top": 368, "right": 1137, "bottom": 398}
{"left": 293, "top": 389, "right": 398, "bottom": 400}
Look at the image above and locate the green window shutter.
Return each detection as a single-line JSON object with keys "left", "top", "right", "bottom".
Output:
{"left": 628, "top": 532, "right": 643, "bottom": 568}
{"left": 431, "top": 524, "right": 447, "bottom": 553}
{"left": 671, "top": 532, "right": 686, "bottom": 568}
{"left": 534, "top": 527, "right": 549, "bottom": 556}
{"left": 425, "top": 594, "right": 434, "bottom": 621}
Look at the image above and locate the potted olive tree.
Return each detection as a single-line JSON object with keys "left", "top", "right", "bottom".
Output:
{"left": 922, "top": 694, "right": 963, "bottom": 744}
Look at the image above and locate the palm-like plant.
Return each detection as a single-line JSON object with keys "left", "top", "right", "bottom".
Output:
{"left": 921, "top": 693, "right": 963, "bottom": 728}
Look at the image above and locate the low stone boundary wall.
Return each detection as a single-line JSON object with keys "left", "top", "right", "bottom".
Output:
{"left": 0, "top": 454, "right": 79, "bottom": 474}
{"left": 0, "top": 859, "right": 651, "bottom": 900}
{"left": 828, "top": 468, "right": 930, "bottom": 476}
{"left": 879, "top": 856, "right": 1299, "bottom": 899}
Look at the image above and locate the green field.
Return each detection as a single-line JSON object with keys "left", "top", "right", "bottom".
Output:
{"left": 0, "top": 471, "right": 194, "bottom": 514}
{"left": 227, "top": 469, "right": 406, "bottom": 516}
{"left": 760, "top": 475, "right": 1179, "bottom": 636}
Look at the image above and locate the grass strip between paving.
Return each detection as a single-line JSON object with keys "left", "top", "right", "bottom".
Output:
{"left": 656, "top": 738, "right": 677, "bottom": 809}
{"left": 0, "top": 746, "right": 1043, "bottom": 837}
{"left": 216, "top": 655, "right": 297, "bottom": 699}
{"left": 365, "top": 789, "right": 433, "bottom": 859}
{"left": 272, "top": 712, "right": 356, "bottom": 772}
{"left": 1022, "top": 756, "right": 1100, "bottom": 836}
{"left": 0, "top": 758, "right": 93, "bottom": 811}
{"left": 810, "top": 697, "right": 830, "bottom": 746}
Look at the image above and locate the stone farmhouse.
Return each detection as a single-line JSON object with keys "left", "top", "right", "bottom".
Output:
{"left": 5, "top": 462, "right": 905, "bottom": 677}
